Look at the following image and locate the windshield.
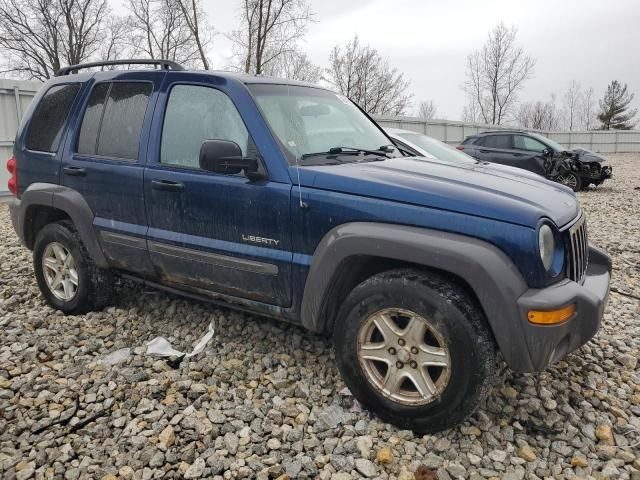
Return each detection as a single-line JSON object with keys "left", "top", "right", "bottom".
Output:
{"left": 249, "top": 84, "right": 400, "bottom": 164}
{"left": 531, "top": 133, "right": 566, "bottom": 152}
{"left": 397, "top": 132, "right": 476, "bottom": 164}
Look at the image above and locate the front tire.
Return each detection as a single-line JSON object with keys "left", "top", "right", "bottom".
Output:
{"left": 333, "top": 269, "right": 498, "bottom": 433}
{"left": 33, "top": 221, "right": 113, "bottom": 314}
{"left": 556, "top": 172, "right": 582, "bottom": 192}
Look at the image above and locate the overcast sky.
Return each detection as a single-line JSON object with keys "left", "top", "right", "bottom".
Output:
{"left": 117, "top": 0, "right": 640, "bottom": 120}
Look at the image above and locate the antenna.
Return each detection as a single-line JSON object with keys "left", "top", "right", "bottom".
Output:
{"left": 287, "top": 84, "right": 307, "bottom": 209}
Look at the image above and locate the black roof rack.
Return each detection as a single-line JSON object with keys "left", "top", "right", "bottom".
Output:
{"left": 55, "top": 59, "right": 184, "bottom": 77}
{"left": 479, "top": 130, "right": 525, "bottom": 134}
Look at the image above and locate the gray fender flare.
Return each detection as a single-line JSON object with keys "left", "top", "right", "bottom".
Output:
{"left": 300, "top": 222, "right": 534, "bottom": 371}
{"left": 15, "top": 183, "right": 108, "bottom": 267}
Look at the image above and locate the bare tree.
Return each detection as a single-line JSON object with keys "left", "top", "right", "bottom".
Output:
{"left": 579, "top": 87, "right": 597, "bottom": 130}
{"left": 174, "top": 0, "right": 213, "bottom": 69}
{"left": 263, "top": 49, "right": 321, "bottom": 82}
{"left": 0, "top": 0, "right": 111, "bottom": 80}
{"left": 416, "top": 100, "right": 437, "bottom": 120}
{"left": 99, "top": 16, "right": 129, "bottom": 62}
{"left": 126, "top": 0, "right": 202, "bottom": 67}
{"left": 464, "top": 23, "right": 536, "bottom": 125}
{"left": 562, "top": 80, "right": 582, "bottom": 130}
{"left": 462, "top": 101, "right": 482, "bottom": 123}
{"left": 515, "top": 97, "right": 560, "bottom": 131}
{"left": 326, "top": 35, "right": 412, "bottom": 116}
{"left": 229, "top": 0, "right": 313, "bottom": 75}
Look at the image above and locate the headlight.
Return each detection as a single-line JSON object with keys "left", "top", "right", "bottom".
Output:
{"left": 539, "top": 224, "right": 555, "bottom": 271}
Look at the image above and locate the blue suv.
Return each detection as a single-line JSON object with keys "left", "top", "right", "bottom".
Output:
{"left": 6, "top": 60, "right": 611, "bottom": 433}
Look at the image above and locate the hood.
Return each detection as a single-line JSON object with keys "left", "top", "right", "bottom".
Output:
{"left": 297, "top": 157, "right": 579, "bottom": 228}
{"left": 572, "top": 148, "right": 606, "bottom": 163}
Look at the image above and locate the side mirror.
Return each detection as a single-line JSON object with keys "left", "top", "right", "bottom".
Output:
{"left": 199, "top": 140, "right": 260, "bottom": 177}
{"left": 542, "top": 148, "right": 551, "bottom": 157}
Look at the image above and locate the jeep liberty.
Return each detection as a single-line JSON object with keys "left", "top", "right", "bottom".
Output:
{"left": 7, "top": 60, "right": 611, "bottom": 432}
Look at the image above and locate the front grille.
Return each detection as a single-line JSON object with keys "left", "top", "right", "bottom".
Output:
{"left": 566, "top": 213, "right": 588, "bottom": 283}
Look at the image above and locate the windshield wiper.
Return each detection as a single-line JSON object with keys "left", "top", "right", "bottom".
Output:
{"left": 329, "top": 146, "right": 393, "bottom": 157}
{"left": 301, "top": 146, "right": 393, "bottom": 160}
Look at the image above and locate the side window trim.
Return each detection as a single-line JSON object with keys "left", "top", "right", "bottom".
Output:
{"left": 24, "top": 82, "right": 82, "bottom": 154}
{"left": 92, "top": 82, "right": 113, "bottom": 156}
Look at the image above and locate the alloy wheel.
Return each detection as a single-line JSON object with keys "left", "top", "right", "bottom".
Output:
{"left": 557, "top": 173, "right": 578, "bottom": 189}
{"left": 357, "top": 308, "right": 451, "bottom": 406}
{"left": 42, "top": 242, "right": 79, "bottom": 301}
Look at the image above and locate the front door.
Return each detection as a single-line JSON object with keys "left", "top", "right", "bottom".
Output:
{"left": 511, "top": 134, "right": 549, "bottom": 176}
{"left": 143, "top": 78, "right": 293, "bottom": 306}
{"left": 60, "top": 72, "right": 164, "bottom": 275}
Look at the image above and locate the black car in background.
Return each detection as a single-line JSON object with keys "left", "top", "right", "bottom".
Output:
{"left": 458, "top": 131, "right": 612, "bottom": 191}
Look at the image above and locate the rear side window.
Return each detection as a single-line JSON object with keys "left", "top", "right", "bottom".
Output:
{"left": 77, "top": 82, "right": 152, "bottom": 160}
{"left": 480, "top": 135, "right": 511, "bottom": 149}
{"left": 26, "top": 84, "right": 80, "bottom": 153}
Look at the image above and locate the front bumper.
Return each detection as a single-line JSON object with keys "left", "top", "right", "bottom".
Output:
{"left": 580, "top": 164, "right": 612, "bottom": 184}
{"left": 514, "top": 245, "right": 611, "bottom": 371}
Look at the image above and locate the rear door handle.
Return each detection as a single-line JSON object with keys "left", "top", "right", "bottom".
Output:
{"left": 151, "top": 179, "right": 185, "bottom": 192}
{"left": 63, "top": 166, "right": 86, "bottom": 177}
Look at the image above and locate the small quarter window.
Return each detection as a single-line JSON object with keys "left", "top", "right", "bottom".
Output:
{"left": 26, "top": 84, "right": 80, "bottom": 153}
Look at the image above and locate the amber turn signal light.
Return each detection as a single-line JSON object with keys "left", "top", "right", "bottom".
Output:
{"left": 528, "top": 304, "right": 576, "bottom": 325}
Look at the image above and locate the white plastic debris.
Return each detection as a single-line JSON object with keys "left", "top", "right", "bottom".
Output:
{"left": 146, "top": 321, "right": 215, "bottom": 359}
{"left": 101, "top": 347, "right": 131, "bottom": 366}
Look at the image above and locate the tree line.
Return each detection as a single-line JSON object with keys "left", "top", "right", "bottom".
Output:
{"left": 462, "top": 22, "right": 637, "bottom": 130}
{"left": 0, "top": 0, "right": 636, "bottom": 129}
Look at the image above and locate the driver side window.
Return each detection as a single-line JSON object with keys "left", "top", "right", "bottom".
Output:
{"left": 513, "top": 135, "right": 547, "bottom": 153}
{"left": 161, "top": 85, "right": 250, "bottom": 168}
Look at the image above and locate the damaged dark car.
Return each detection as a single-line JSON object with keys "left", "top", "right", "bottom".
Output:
{"left": 458, "top": 131, "right": 612, "bottom": 191}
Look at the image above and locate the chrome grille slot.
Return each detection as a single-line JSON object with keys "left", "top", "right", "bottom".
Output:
{"left": 567, "top": 213, "right": 588, "bottom": 283}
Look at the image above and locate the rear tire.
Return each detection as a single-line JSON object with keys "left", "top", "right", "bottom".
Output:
{"left": 33, "top": 221, "right": 113, "bottom": 314}
{"left": 333, "top": 269, "right": 498, "bottom": 433}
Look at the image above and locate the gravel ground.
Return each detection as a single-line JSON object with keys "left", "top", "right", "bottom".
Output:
{"left": 1, "top": 155, "right": 639, "bottom": 480}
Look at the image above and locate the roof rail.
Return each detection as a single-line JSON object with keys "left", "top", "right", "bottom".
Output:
{"left": 55, "top": 59, "right": 185, "bottom": 76}
{"left": 479, "top": 130, "right": 525, "bottom": 134}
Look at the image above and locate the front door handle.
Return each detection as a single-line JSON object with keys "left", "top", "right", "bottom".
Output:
{"left": 63, "top": 166, "right": 86, "bottom": 177}
{"left": 151, "top": 179, "right": 185, "bottom": 192}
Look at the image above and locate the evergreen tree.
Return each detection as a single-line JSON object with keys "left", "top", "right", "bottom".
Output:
{"left": 598, "top": 81, "right": 638, "bottom": 130}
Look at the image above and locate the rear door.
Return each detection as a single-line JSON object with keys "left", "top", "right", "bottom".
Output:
{"left": 60, "top": 72, "right": 164, "bottom": 275}
{"left": 473, "top": 134, "right": 515, "bottom": 164}
{"left": 143, "top": 75, "right": 293, "bottom": 307}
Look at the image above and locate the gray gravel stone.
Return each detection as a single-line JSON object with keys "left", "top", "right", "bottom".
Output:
{"left": 354, "top": 458, "right": 377, "bottom": 477}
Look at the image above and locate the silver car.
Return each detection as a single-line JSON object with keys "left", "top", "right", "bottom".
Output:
{"left": 385, "top": 127, "right": 551, "bottom": 182}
